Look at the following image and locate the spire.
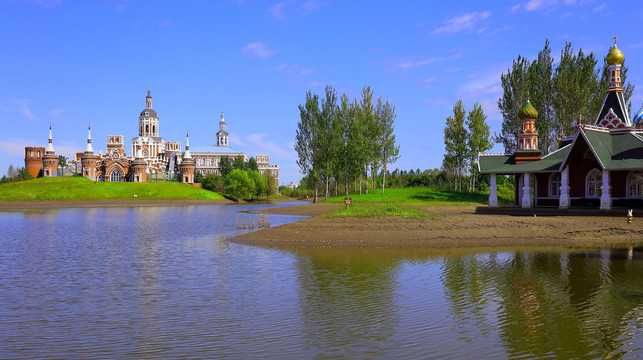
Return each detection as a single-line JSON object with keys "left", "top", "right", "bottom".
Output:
{"left": 46, "top": 122, "right": 55, "bottom": 154}
{"left": 146, "top": 89, "right": 153, "bottom": 109}
{"left": 85, "top": 123, "right": 94, "bottom": 154}
{"left": 183, "top": 131, "right": 192, "bottom": 159}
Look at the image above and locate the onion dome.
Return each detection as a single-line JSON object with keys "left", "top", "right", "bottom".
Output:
{"left": 518, "top": 99, "right": 538, "bottom": 119}
{"left": 607, "top": 44, "right": 625, "bottom": 65}
{"left": 633, "top": 105, "right": 643, "bottom": 125}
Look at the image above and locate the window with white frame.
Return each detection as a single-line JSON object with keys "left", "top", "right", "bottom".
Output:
{"left": 628, "top": 170, "right": 643, "bottom": 198}
{"left": 550, "top": 173, "right": 561, "bottom": 197}
{"left": 586, "top": 169, "right": 602, "bottom": 198}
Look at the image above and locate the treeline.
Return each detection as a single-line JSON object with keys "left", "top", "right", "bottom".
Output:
{"left": 296, "top": 85, "right": 400, "bottom": 203}
{"left": 442, "top": 101, "right": 492, "bottom": 192}
{"left": 194, "top": 156, "right": 277, "bottom": 201}
{"left": 1, "top": 165, "right": 34, "bottom": 184}
{"left": 293, "top": 167, "right": 514, "bottom": 195}
{"left": 498, "top": 39, "right": 635, "bottom": 154}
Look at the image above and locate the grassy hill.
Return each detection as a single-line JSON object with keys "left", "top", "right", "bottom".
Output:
{"left": 0, "top": 177, "right": 225, "bottom": 201}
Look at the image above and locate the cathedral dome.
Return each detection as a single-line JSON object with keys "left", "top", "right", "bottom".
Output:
{"left": 518, "top": 100, "right": 538, "bottom": 119}
{"left": 606, "top": 44, "right": 625, "bottom": 65}
{"left": 633, "top": 105, "right": 643, "bottom": 125}
{"left": 140, "top": 108, "right": 158, "bottom": 118}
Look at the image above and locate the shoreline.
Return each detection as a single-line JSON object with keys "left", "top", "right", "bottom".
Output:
{"left": 233, "top": 203, "right": 643, "bottom": 248}
{"left": 0, "top": 198, "right": 305, "bottom": 209}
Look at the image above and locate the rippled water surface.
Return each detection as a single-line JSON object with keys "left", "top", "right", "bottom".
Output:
{"left": 1, "top": 203, "right": 642, "bottom": 359}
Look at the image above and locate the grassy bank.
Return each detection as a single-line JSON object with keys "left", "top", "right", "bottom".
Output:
{"left": 0, "top": 177, "right": 224, "bottom": 201}
{"left": 321, "top": 187, "right": 513, "bottom": 218}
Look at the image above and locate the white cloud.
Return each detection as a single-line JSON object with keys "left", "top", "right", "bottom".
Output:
{"left": 525, "top": 0, "right": 545, "bottom": 10}
{"left": 308, "top": 81, "right": 322, "bottom": 88}
{"left": 0, "top": 99, "right": 38, "bottom": 120}
{"left": 229, "top": 132, "right": 247, "bottom": 147}
{"left": 510, "top": 4, "right": 521, "bottom": 13}
{"left": 0, "top": 141, "right": 27, "bottom": 157}
{"left": 298, "top": 0, "right": 326, "bottom": 15}
{"left": 158, "top": 19, "right": 171, "bottom": 28}
{"left": 245, "top": 133, "right": 296, "bottom": 159}
{"left": 267, "top": 2, "right": 287, "bottom": 20}
{"left": 242, "top": 42, "right": 278, "bottom": 58}
{"left": 24, "top": 0, "right": 62, "bottom": 8}
{"left": 50, "top": 109, "right": 66, "bottom": 118}
{"left": 391, "top": 53, "right": 463, "bottom": 71}
{"left": 431, "top": 11, "right": 491, "bottom": 35}
{"left": 300, "top": 68, "right": 314, "bottom": 75}
{"left": 592, "top": 3, "right": 606, "bottom": 12}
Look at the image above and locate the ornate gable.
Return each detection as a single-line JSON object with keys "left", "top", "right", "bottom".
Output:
{"left": 598, "top": 108, "right": 626, "bottom": 129}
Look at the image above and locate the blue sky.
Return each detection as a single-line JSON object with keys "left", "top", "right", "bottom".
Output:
{"left": 1, "top": 0, "right": 643, "bottom": 184}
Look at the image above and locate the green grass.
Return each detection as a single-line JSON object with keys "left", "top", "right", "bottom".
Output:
{"left": 321, "top": 187, "right": 513, "bottom": 219}
{"left": 0, "top": 177, "right": 225, "bottom": 201}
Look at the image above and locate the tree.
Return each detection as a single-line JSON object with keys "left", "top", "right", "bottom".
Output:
{"left": 16, "top": 167, "right": 33, "bottom": 181}
{"left": 247, "top": 169, "right": 266, "bottom": 199}
{"left": 219, "top": 156, "right": 232, "bottom": 178}
{"left": 58, "top": 155, "right": 67, "bottom": 177}
{"left": 247, "top": 157, "right": 258, "bottom": 172}
{"left": 7, "top": 165, "right": 16, "bottom": 178}
{"left": 295, "top": 91, "right": 321, "bottom": 203}
{"left": 319, "top": 85, "right": 338, "bottom": 200}
{"left": 264, "top": 171, "right": 277, "bottom": 199}
{"left": 498, "top": 55, "right": 531, "bottom": 153}
{"left": 443, "top": 100, "right": 468, "bottom": 191}
{"left": 466, "top": 103, "right": 492, "bottom": 191}
{"left": 225, "top": 169, "right": 254, "bottom": 201}
{"left": 376, "top": 97, "right": 400, "bottom": 194}
{"left": 233, "top": 156, "right": 245, "bottom": 170}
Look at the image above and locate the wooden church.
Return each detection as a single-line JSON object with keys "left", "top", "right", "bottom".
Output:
{"left": 479, "top": 38, "right": 643, "bottom": 210}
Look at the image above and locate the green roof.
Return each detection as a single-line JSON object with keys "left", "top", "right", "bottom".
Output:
{"left": 479, "top": 128, "right": 643, "bottom": 174}
{"left": 478, "top": 144, "right": 570, "bottom": 174}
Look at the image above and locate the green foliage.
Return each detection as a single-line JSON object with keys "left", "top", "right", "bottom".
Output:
{"left": 233, "top": 156, "right": 246, "bottom": 171}
{"left": 263, "top": 171, "right": 277, "bottom": 199}
{"left": 225, "top": 168, "right": 255, "bottom": 201}
{"left": 443, "top": 100, "right": 468, "bottom": 191}
{"left": 201, "top": 173, "right": 225, "bottom": 193}
{"left": 466, "top": 103, "right": 493, "bottom": 191}
{"left": 219, "top": 156, "right": 233, "bottom": 178}
{"left": 0, "top": 177, "right": 224, "bottom": 201}
{"left": 498, "top": 39, "right": 635, "bottom": 154}
{"left": 326, "top": 204, "right": 440, "bottom": 219}
{"left": 247, "top": 169, "right": 266, "bottom": 199}
{"left": 247, "top": 157, "right": 258, "bottom": 171}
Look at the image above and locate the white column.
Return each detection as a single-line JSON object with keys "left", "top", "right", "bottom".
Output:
{"left": 559, "top": 166, "right": 570, "bottom": 209}
{"left": 600, "top": 169, "right": 612, "bottom": 210}
{"left": 489, "top": 173, "right": 498, "bottom": 207}
{"left": 522, "top": 172, "right": 532, "bottom": 208}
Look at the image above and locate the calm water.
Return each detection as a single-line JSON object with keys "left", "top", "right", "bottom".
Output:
{"left": 0, "top": 203, "right": 642, "bottom": 359}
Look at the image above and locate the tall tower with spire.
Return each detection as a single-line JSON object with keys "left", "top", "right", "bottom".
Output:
{"left": 515, "top": 99, "right": 541, "bottom": 164}
{"left": 179, "top": 132, "right": 195, "bottom": 183}
{"left": 81, "top": 124, "right": 99, "bottom": 180}
{"left": 216, "top": 111, "right": 229, "bottom": 146}
{"left": 42, "top": 123, "right": 58, "bottom": 177}
{"left": 139, "top": 89, "right": 160, "bottom": 137}
{"left": 595, "top": 36, "right": 631, "bottom": 128}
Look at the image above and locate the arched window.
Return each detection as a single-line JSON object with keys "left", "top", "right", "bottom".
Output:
{"left": 152, "top": 125, "right": 156, "bottom": 135}
{"left": 110, "top": 170, "right": 122, "bottom": 182}
{"left": 145, "top": 124, "right": 149, "bottom": 134}
{"left": 627, "top": 170, "right": 643, "bottom": 198}
{"left": 549, "top": 173, "right": 561, "bottom": 197}
{"left": 144, "top": 151, "right": 148, "bottom": 157}
{"left": 586, "top": 169, "right": 602, "bottom": 198}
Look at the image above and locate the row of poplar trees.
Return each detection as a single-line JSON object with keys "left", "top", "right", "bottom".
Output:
{"left": 295, "top": 85, "right": 400, "bottom": 203}
{"left": 498, "top": 39, "right": 635, "bottom": 154}
{"left": 443, "top": 101, "right": 492, "bottom": 192}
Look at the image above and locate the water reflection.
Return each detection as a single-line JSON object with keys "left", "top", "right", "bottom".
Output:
{"left": 0, "top": 206, "right": 641, "bottom": 359}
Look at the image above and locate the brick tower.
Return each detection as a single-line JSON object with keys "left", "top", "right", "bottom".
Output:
{"left": 42, "top": 124, "right": 58, "bottom": 177}
{"left": 81, "top": 124, "right": 99, "bottom": 180}
{"left": 131, "top": 139, "right": 147, "bottom": 183}
{"left": 24, "top": 146, "right": 45, "bottom": 178}
{"left": 179, "top": 132, "right": 195, "bottom": 183}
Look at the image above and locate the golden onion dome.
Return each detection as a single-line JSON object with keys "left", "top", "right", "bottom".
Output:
{"left": 607, "top": 43, "right": 625, "bottom": 65}
{"left": 518, "top": 99, "right": 538, "bottom": 119}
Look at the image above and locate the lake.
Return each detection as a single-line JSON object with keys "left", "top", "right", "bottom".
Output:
{"left": 0, "top": 202, "right": 641, "bottom": 359}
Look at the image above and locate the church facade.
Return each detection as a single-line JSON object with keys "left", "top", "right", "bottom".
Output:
{"left": 26, "top": 91, "right": 279, "bottom": 185}
{"left": 479, "top": 39, "right": 643, "bottom": 210}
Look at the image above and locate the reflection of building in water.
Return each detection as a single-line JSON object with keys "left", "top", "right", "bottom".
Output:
{"left": 25, "top": 90, "right": 279, "bottom": 185}
{"left": 480, "top": 38, "right": 643, "bottom": 210}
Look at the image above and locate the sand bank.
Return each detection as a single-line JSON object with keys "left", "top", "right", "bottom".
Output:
{"left": 233, "top": 204, "right": 643, "bottom": 248}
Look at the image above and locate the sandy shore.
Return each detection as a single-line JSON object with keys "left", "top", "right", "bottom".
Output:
{"left": 233, "top": 204, "right": 643, "bottom": 248}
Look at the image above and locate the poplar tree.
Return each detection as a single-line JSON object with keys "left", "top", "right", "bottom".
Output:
{"left": 443, "top": 100, "right": 468, "bottom": 191}
{"left": 295, "top": 91, "right": 321, "bottom": 203}
{"left": 376, "top": 97, "right": 400, "bottom": 194}
{"left": 466, "top": 103, "right": 492, "bottom": 191}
